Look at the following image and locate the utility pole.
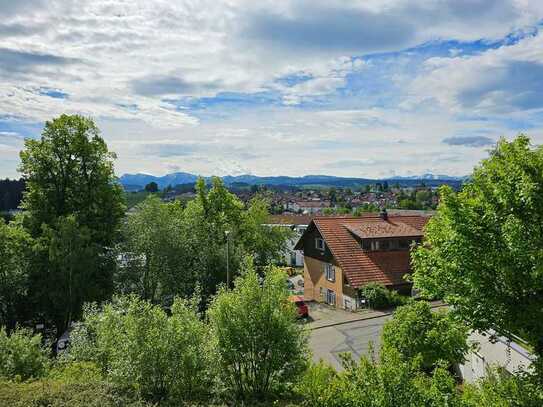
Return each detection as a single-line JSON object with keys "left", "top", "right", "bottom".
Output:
{"left": 225, "top": 230, "right": 230, "bottom": 289}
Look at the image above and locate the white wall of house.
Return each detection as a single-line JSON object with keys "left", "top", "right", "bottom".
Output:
{"left": 459, "top": 330, "right": 535, "bottom": 383}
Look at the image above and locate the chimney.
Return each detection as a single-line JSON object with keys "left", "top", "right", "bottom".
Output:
{"left": 380, "top": 207, "right": 388, "bottom": 221}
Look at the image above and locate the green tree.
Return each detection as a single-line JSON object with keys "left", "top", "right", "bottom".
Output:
{"left": 18, "top": 114, "right": 125, "bottom": 335}
{"left": 144, "top": 182, "right": 158, "bottom": 193}
{"left": 117, "top": 195, "right": 187, "bottom": 302}
{"left": 411, "top": 136, "right": 543, "bottom": 362}
{"left": 0, "top": 221, "right": 32, "bottom": 330}
{"left": 41, "top": 216, "right": 106, "bottom": 331}
{"left": 208, "top": 261, "right": 309, "bottom": 400}
{"left": 239, "top": 196, "right": 292, "bottom": 267}
{"left": 381, "top": 301, "right": 470, "bottom": 371}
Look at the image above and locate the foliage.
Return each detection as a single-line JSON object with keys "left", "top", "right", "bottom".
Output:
{"left": 124, "top": 191, "right": 151, "bottom": 209}
{"left": 0, "top": 178, "right": 25, "bottom": 211}
{"left": 359, "top": 282, "right": 410, "bottom": 309}
{"left": 208, "top": 261, "right": 309, "bottom": 400}
{"left": 0, "top": 379, "right": 149, "bottom": 407}
{"left": 117, "top": 195, "right": 188, "bottom": 302}
{"left": 0, "top": 327, "right": 49, "bottom": 381}
{"left": 296, "top": 349, "right": 462, "bottom": 407}
{"left": 17, "top": 114, "right": 125, "bottom": 334}
{"left": 462, "top": 368, "right": 543, "bottom": 407}
{"left": 0, "top": 221, "right": 32, "bottom": 329}
{"left": 19, "top": 114, "right": 125, "bottom": 244}
{"left": 381, "top": 301, "right": 470, "bottom": 370}
{"left": 118, "top": 179, "right": 291, "bottom": 304}
{"left": 144, "top": 181, "right": 159, "bottom": 193}
{"left": 67, "top": 294, "right": 213, "bottom": 403}
{"left": 239, "top": 196, "right": 293, "bottom": 267}
{"left": 353, "top": 203, "right": 379, "bottom": 216}
{"left": 411, "top": 135, "right": 543, "bottom": 358}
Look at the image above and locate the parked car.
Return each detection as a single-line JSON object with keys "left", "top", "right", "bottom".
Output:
{"left": 289, "top": 295, "right": 309, "bottom": 318}
{"left": 55, "top": 328, "right": 71, "bottom": 354}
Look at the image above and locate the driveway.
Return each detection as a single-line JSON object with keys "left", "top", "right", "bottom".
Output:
{"left": 309, "top": 314, "right": 392, "bottom": 370}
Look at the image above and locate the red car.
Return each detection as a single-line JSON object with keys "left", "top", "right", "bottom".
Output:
{"left": 289, "top": 295, "right": 309, "bottom": 318}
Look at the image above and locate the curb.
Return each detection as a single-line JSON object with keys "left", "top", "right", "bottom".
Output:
{"left": 308, "top": 303, "right": 447, "bottom": 331}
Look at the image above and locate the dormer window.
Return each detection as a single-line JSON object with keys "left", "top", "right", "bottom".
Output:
{"left": 315, "top": 238, "right": 325, "bottom": 251}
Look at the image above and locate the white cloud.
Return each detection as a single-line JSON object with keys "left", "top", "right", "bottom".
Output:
{"left": 1, "top": 0, "right": 543, "bottom": 178}
{"left": 410, "top": 32, "right": 543, "bottom": 113}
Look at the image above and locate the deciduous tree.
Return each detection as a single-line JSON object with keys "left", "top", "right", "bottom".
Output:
{"left": 412, "top": 135, "right": 543, "bottom": 364}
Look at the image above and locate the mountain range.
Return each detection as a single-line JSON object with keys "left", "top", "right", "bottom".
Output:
{"left": 119, "top": 172, "right": 466, "bottom": 191}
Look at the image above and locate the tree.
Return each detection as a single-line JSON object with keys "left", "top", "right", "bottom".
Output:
{"left": 238, "top": 196, "right": 292, "bottom": 267}
{"left": 381, "top": 301, "right": 470, "bottom": 371}
{"left": 0, "top": 221, "right": 32, "bottom": 330}
{"left": 208, "top": 261, "right": 309, "bottom": 400}
{"left": 411, "top": 136, "right": 543, "bottom": 362}
{"left": 18, "top": 114, "right": 125, "bottom": 334}
{"left": 144, "top": 182, "right": 158, "bottom": 193}
{"left": 19, "top": 114, "right": 125, "bottom": 244}
{"left": 117, "top": 195, "right": 188, "bottom": 302}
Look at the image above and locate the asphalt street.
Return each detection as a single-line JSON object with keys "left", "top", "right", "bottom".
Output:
{"left": 309, "top": 314, "right": 393, "bottom": 370}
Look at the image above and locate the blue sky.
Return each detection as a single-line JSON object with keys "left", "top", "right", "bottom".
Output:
{"left": 1, "top": 0, "right": 543, "bottom": 178}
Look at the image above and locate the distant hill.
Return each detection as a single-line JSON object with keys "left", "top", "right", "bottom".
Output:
{"left": 119, "top": 171, "right": 465, "bottom": 191}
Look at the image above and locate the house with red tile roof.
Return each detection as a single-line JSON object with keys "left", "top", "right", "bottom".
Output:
{"left": 293, "top": 209, "right": 430, "bottom": 310}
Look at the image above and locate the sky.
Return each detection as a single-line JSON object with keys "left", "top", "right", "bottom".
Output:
{"left": 1, "top": 0, "right": 543, "bottom": 179}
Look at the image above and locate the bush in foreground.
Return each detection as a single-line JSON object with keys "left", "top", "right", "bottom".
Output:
{"left": 0, "top": 379, "right": 149, "bottom": 407}
{"left": 67, "top": 294, "right": 213, "bottom": 403}
{"left": 208, "top": 261, "right": 309, "bottom": 400}
{"left": 0, "top": 327, "right": 49, "bottom": 381}
{"left": 296, "top": 348, "right": 462, "bottom": 407}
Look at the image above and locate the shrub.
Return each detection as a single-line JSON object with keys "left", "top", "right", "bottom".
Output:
{"left": 0, "top": 327, "right": 49, "bottom": 381}
{"left": 67, "top": 294, "right": 213, "bottom": 403}
{"left": 0, "top": 379, "right": 149, "bottom": 407}
{"left": 296, "top": 349, "right": 462, "bottom": 407}
{"left": 359, "top": 282, "right": 409, "bottom": 309}
{"left": 462, "top": 368, "right": 543, "bottom": 407}
{"left": 208, "top": 260, "right": 309, "bottom": 400}
{"left": 381, "top": 301, "right": 470, "bottom": 371}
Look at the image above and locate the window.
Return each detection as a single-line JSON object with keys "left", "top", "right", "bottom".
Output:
{"left": 325, "top": 263, "right": 335, "bottom": 282}
{"left": 362, "top": 240, "right": 371, "bottom": 251}
{"left": 379, "top": 240, "right": 390, "bottom": 250}
{"left": 326, "top": 289, "right": 336, "bottom": 306}
{"left": 315, "top": 237, "right": 325, "bottom": 250}
{"left": 399, "top": 239, "right": 410, "bottom": 249}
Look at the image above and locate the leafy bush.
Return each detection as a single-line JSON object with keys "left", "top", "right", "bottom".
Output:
{"left": 296, "top": 349, "right": 462, "bottom": 407}
{"left": 359, "top": 282, "right": 410, "bottom": 309}
{"left": 0, "top": 327, "right": 49, "bottom": 381}
{"left": 381, "top": 301, "right": 470, "bottom": 370}
{"left": 0, "top": 379, "right": 149, "bottom": 407}
{"left": 208, "top": 261, "right": 309, "bottom": 400}
{"left": 67, "top": 294, "right": 213, "bottom": 403}
{"left": 462, "top": 368, "right": 543, "bottom": 407}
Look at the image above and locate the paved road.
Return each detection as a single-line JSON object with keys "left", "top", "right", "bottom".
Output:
{"left": 309, "top": 314, "right": 392, "bottom": 370}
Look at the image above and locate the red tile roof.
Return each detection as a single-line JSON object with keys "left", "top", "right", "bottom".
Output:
{"left": 344, "top": 218, "right": 423, "bottom": 239}
{"left": 299, "top": 215, "right": 430, "bottom": 288}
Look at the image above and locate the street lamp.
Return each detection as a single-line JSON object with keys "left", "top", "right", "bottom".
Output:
{"left": 225, "top": 230, "right": 230, "bottom": 289}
